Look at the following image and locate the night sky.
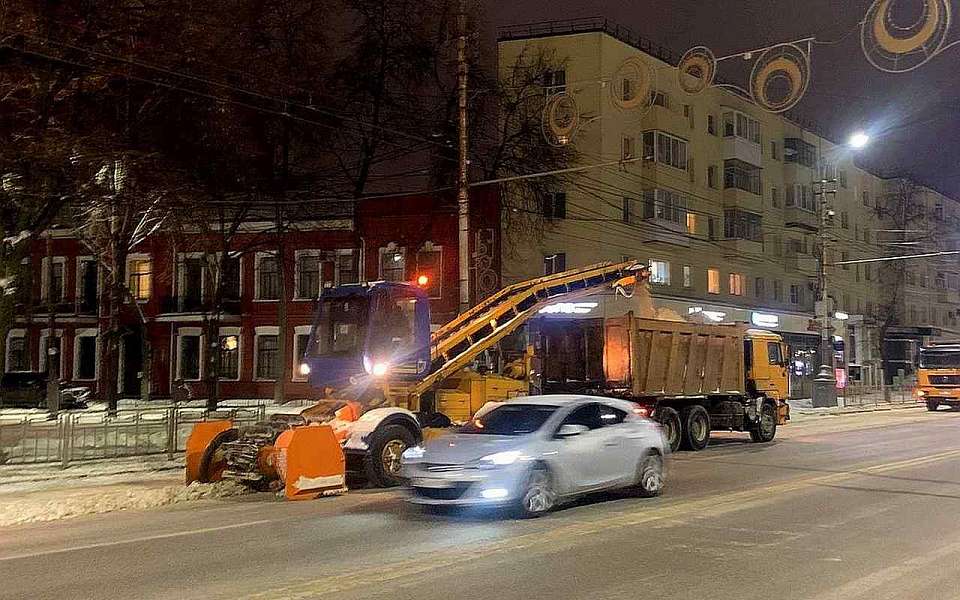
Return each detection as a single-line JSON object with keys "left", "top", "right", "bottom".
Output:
{"left": 488, "top": 0, "right": 960, "bottom": 197}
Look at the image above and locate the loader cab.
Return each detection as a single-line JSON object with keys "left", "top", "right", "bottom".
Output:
{"left": 302, "top": 281, "right": 432, "bottom": 389}
{"left": 744, "top": 329, "right": 790, "bottom": 401}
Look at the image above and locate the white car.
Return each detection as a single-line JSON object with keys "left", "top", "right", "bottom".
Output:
{"left": 401, "top": 395, "right": 669, "bottom": 517}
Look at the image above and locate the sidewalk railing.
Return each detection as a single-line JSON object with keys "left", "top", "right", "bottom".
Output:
{"left": 0, "top": 404, "right": 266, "bottom": 467}
{"left": 838, "top": 383, "right": 916, "bottom": 408}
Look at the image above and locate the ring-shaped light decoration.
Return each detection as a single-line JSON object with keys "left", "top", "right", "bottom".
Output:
{"left": 541, "top": 92, "right": 579, "bottom": 146}
{"left": 610, "top": 56, "right": 655, "bottom": 112}
{"left": 677, "top": 46, "right": 717, "bottom": 94}
{"left": 861, "top": 0, "right": 952, "bottom": 72}
{"left": 749, "top": 43, "right": 811, "bottom": 113}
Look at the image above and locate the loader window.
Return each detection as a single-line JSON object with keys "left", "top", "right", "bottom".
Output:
{"left": 310, "top": 297, "right": 368, "bottom": 357}
{"left": 768, "top": 342, "right": 784, "bottom": 366}
{"left": 368, "top": 289, "right": 418, "bottom": 358}
{"left": 919, "top": 351, "right": 960, "bottom": 369}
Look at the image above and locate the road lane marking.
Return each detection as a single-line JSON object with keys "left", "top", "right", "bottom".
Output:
{"left": 0, "top": 519, "right": 274, "bottom": 562}
{"left": 241, "top": 447, "right": 960, "bottom": 600}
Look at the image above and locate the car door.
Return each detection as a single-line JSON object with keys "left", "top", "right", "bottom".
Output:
{"left": 555, "top": 402, "right": 620, "bottom": 491}
{"left": 597, "top": 403, "right": 640, "bottom": 485}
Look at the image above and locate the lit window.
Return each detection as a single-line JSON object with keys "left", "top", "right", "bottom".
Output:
{"left": 127, "top": 258, "right": 152, "bottom": 301}
{"left": 218, "top": 332, "right": 240, "bottom": 381}
{"left": 686, "top": 212, "right": 697, "bottom": 235}
{"left": 729, "top": 273, "right": 744, "bottom": 296}
{"left": 708, "top": 269, "right": 720, "bottom": 294}
{"left": 379, "top": 247, "right": 406, "bottom": 282}
{"left": 649, "top": 260, "right": 670, "bottom": 285}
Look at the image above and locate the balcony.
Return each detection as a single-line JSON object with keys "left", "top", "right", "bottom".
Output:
{"left": 784, "top": 206, "right": 818, "bottom": 232}
{"left": 722, "top": 187, "right": 762, "bottom": 213}
{"left": 722, "top": 136, "right": 761, "bottom": 167}
{"left": 784, "top": 254, "right": 817, "bottom": 275}
{"left": 719, "top": 238, "right": 762, "bottom": 257}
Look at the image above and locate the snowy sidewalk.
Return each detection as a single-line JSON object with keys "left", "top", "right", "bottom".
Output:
{"left": 789, "top": 396, "right": 920, "bottom": 418}
{"left": 0, "top": 456, "right": 249, "bottom": 528}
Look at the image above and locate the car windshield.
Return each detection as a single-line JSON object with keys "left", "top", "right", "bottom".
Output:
{"left": 458, "top": 404, "right": 558, "bottom": 436}
{"left": 919, "top": 350, "right": 960, "bottom": 369}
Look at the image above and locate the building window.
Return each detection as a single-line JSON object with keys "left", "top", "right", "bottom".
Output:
{"left": 790, "top": 284, "right": 801, "bottom": 305}
{"left": 416, "top": 245, "right": 443, "bottom": 299}
{"left": 544, "top": 253, "right": 566, "bottom": 275}
{"left": 256, "top": 254, "right": 280, "bottom": 300}
{"left": 640, "top": 189, "right": 687, "bottom": 225}
{"left": 773, "top": 280, "right": 783, "bottom": 301}
{"left": 218, "top": 331, "right": 240, "bottom": 381}
{"left": 770, "top": 141, "right": 779, "bottom": 160}
{"left": 41, "top": 257, "right": 66, "bottom": 304}
{"left": 642, "top": 130, "right": 688, "bottom": 170}
{"left": 841, "top": 251, "right": 850, "bottom": 271}
{"left": 841, "top": 211, "right": 849, "bottom": 229}
{"left": 682, "top": 265, "right": 692, "bottom": 288}
{"left": 543, "top": 68, "right": 566, "bottom": 95}
{"left": 729, "top": 273, "right": 745, "bottom": 296}
{"left": 784, "top": 137, "right": 817, "bottom": 168}
{"left": 936, "top": 272, "right": 947, "bottom": 289}
{"left": 722, "top": 110, "right": 761, "bottom": 143}
{"left": 707, "top": 268, "right": 720, "bottom": 294}
{"left": 177, "top": 330, "right": 202, "bottom": 381}
{"left": 650, "top": 90, "right": 668, "bottom": 108}
{"left": 707, "top": 165, "right": 717, "bottom": 189}
{"left": 222, "top": 255, "right": 241, "bottom": 301}
{"left": 649, "top": 260, "right": 670, "bottom": 285}
{"left": 862, "top": 190, "right": 871, "bottom": 207}
{"left": 178, "top": 255, "right": 204, "bottom": 311}
{"left": 786, "top": 184, "right": 815, "bottom": 211}
{"left": 40, "top": 333, "right": 62, "bottom": 378}
{"left": 255, "top": 333, "right": 280, "bottom": 380}
{"left": 707, "top": 114, "right": 716, "bottom": 135}
{"left": 295, "top": 252, "right": 321, "bottom": 300}
{"left": 336, "top": 249, "right": 359, "bottom": 284}
{"left": 723, "top": 159, "right": 761, "bottom": 195}
{"left": 127, "top": 257, "right": 152, "bottom": 301}
{"left": 754, "top": 277, "right": 765, "bottom": 299}
{"left": 622, "top": 136, "right": 635, "bottom": 160}
{"left": 543, "top": 192, "right": 567, "bottom": 220}
{"left": 76, "top": 258, "right": 98, "bottom": 314}
{"left": 686, "top": 212, "right": 697, "bottom": 235}
{"left": 74, "top": 330, "right": 98, "bottom": 380}
{"left": 293, "top": 326, "right": 311, "bottom": 382}
{"left": 771, "top": 187, "right": 780, "bottom": 208}
{"left": 708, "top": 217, "right": 717, "bottom": 240}
{"left": 863, "top": 229, "right": 871, "bottom": 244}
{"left": 723, "top": 209, "right": 763, "bottom": 242}
{"left": 379, "top": 247, "right": 406, "bottom": 282}
{"left": 865, "top": 264, "right": 873, "bottom": 281}
{"left": 839, "top": 170, "right": 848, "bottom": 188}
{"left": 5, "top": 331, "right": 29, "bottom": 372}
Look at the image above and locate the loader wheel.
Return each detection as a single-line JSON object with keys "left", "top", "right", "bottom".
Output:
{"left": 750, "top": 401, "right": 778, "bottom": 443}
{"left": 198, "top": 429, "right": 239, "bottom": 483}
{"left": 655, "top": 407, "right": 681, "bottom": 453}
{"left": 364, "top": 424, "right": 417, "bottom": 488}
{"left": 680, "top": 405, "right": 710, "bottom": 451}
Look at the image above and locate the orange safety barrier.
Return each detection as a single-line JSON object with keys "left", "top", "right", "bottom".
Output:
{"left": 185, "top": 420, "right": 234, "bottom": 484}
{"left": 274, "top": 425, "right": 347, "bottom": 500}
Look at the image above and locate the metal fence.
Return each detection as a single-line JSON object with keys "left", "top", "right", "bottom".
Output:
{"left": 839, "top": 383, "right": 915, "bottom": 408}
{"left": 0, "top": 404, "right": 266, "bottom": 467}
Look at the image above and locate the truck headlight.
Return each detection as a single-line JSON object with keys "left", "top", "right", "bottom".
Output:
{"left": 371, "top": 362, "right": 390, "bottom": 377}
{"left": 298, "top": 362, "right": 311, "bottom": 376}
{"left": 478, "top": 450, "right": 522, "bottom": 468}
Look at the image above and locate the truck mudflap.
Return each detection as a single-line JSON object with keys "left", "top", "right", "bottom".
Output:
{"left": 778, "top": 400, "right": 790, "bottom": 425}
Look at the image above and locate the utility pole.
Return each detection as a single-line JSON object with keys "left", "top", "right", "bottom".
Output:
{"left": 456, "top": 0, "right": 470, "bottom": 313}
{"left": 812, "top": 174, "right": 839, "bottom": 408}
{"left": 44, "top": 231, "right": 60, "bottom": 416}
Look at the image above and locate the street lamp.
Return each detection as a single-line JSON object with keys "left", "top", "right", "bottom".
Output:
{"left": 848, "top": 131, "right": 870, "bottom": 149}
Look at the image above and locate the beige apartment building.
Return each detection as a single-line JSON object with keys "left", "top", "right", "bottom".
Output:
{"left": 498, "top": 19, "right": 960, "bottom": 389}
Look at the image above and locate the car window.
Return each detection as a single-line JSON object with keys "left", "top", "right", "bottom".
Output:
{"left": 561, "top": 403, "right": 603, "bottom": 430}
{"left": 599, "top": 404, "right": 627, "bottom": 425}
{"left": 458, "top": 404, "right": 558, "bottom": 435}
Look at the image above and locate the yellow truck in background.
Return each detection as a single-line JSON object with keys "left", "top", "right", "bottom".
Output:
{"left": 916, "top": 344, "right": 960, "bottom": 411}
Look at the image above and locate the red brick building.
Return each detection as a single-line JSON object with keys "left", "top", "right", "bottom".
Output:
{"left": 6, "top": 187, "right": 501, "bottom": 401}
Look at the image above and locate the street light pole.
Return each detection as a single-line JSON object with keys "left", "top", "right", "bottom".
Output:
{"left": 812, "top": 173, "right": 838, "bottom": 408}
{"left": 456, "top": 0, "right": 471, "bottom": 313}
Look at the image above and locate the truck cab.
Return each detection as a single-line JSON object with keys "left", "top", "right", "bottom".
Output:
{"left": 744, "top": 329, "right": 790, "bottom": 404}
{"left": 300, "top": 282, "right": 432, "bottom": 391}
{"left": 916, "top": 344, "right": 960, "bottom": 411}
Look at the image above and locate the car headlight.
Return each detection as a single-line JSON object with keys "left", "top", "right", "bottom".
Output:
{"left": 478, "top": 450, "right": 523, "bottom": 468}
{"left": 401, "top": 445, "right": 425, "bottom": 461}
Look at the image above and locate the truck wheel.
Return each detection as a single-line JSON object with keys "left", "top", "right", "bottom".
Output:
{"left": 926, "top": 399, "right": 940, "bottom": 412}
{"left": 634, "top": 452, "right": 664, "bottom": 498}
{"left": 750, "top": 401, "right": 777, "bottom": 443}
{"left": 680, "top": 405, "right": 710, "bottom": 451}
{"left": 655, "top": 407, "right": 681, "bottom": 453}
{"left": 364, "top": 424, "right": 417, "bottom": 488}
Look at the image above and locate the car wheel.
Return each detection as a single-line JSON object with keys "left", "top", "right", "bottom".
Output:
{"left": 635, "top": 453, "right": 664, "bottom": 498}
{"left": 655, "top": 406, "right": 681, "bottom": 453}
{"left": 517, "top": 465, "right": 556, "bottom": 518}
{"left": 364, "top": 424, "right": 417, "bottom": 488}
{"left": 680, "top": 405, "right": 710, "bottom": 451}
{"left": 926, "top": 399, "right": 940, "bottom": 412}
{"left": 749, "top": 401, "right": 778, "bottom": 443}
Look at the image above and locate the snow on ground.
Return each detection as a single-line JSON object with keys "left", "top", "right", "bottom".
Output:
{"left": 0, "top": 455, "right": 184, "bottom": 491}
{"left": 0, "top": 479, "right": 250, "bottom": 527}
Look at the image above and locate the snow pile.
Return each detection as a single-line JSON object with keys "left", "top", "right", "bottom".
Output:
{"left": 0, "top": 480, "right": 249, "bottom": 527}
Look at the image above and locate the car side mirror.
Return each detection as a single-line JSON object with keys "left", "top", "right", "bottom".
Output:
{"left": 556, "top": 424, "right": 589, "bottom": 438}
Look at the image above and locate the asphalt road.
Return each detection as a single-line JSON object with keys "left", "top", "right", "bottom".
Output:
{"left": 2, "top": 408, "right": 960, "bottom": 600}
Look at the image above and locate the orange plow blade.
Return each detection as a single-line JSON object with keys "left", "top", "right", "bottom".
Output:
{"left": 274, "top": 425, "right": 347, "bottom": 500}
{"left": 185, "top": 420, "right": 234, "bottom": 484}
